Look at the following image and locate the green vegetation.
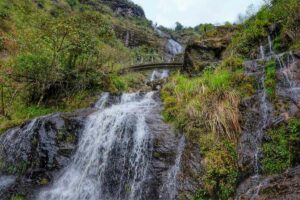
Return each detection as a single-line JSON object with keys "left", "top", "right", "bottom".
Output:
{"left": 11, "top": 195, "right": 24, "bottom": 200}
{"left": 162, "top": 56, "right": 255, "bottom": 199}
{"left": 262, "top": 119, "right": 300, "bottom": 175}
{"left": 227, "top": 0, "right": 300, "bottom": 57}
{"left": 264, "top": 60, "right": 277, "bottom": 99}
{"left": 0, "top": 0, "right": 160, "bottom": 133}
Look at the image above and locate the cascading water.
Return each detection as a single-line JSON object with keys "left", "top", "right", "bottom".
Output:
{"left": 260, "top": 45, "right": 265, "bottom": 60}
{"left": 153, "top": 26, "right": 184, "bottom": 62}
{"left": 254, "top": 65, "right": 271, "bottom": 175}
{"left": 149, "top": 69, "right": 169, "bottom": 81}
{"left": 268, "top": 35, "right": 273, "bottom": 55}
{"left": 37, "top": 93, "right": 156, "bottom": 200}
{"left": 165, "top": 39, "right": 183, "bottom": 57}
{"left": 35, "top": 70, "right": 184, "bottom": 200}
{"left": 159, "top": 136, "right": 185, "bottom": 200}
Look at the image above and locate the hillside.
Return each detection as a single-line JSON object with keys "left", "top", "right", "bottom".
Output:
{"left": 0, "top": 0, "right": 166, "bottom": 131}
{"left": 0, "top": 0, "right": 300, "bottom": 200}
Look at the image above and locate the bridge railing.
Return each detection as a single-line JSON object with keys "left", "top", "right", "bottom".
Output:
{"left": 130, "top": 54, "right": 184, "bottom": 66}
{"left": 119, "top": 62, "right": 183, "bottom": 74}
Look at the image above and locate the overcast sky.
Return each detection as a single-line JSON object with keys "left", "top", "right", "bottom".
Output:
{"left": 132, "top": 0, "right": 264, "bottom": 27}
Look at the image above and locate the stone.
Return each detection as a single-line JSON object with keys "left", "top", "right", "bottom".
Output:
{"left": 183, "top": 26, "right": 236, "bottom": 74}
{"left": 0, "top": 108, "right": 96, "bottom": 199}
{"left": 101, "top": 0, "right": 145, "bottom": 18}
{"left": 236, "top": 166, "right": 300, "bottom": 199}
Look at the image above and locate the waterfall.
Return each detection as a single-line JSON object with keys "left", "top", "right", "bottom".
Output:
{"left": 165, "top": 39, "right": 183, "bottom": 56}
{"left": 37, "top": 92, "right": 158, "bottom": 200}
{"left": 0, "top": 176, "right": 16, "bottom": 196}
{"left": 153, "top": 26, "right": 184, "bottom": 61}
{"left": 254, "top": 67, "right": 270, "bottom": 175}
{"left": 268, "top": 35, "right": 273, "bottom": 55}
{"left": 34, "top": 68, "right": 184, "bottom": 200}
{"left": 260, "top": 45, "right": 265, "bottom": 59}
{"left": 94, "top": 92, "right": 109, "bottom": 109}
{"left": 159, "top": 136, "right": 185, "bottom": 199}
{"left": 150, "top": 69, "right": 169, "bottom": 81}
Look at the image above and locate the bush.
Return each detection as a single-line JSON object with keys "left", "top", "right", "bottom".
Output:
{"left": 262, "top": 119, "right": 300, "bottom": 175}
{"left": 199, "top": 135, "right": 239, "bottom": 200}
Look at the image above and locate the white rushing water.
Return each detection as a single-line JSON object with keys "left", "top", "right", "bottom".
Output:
{"left": 150, "top": 69, "right": 169, "bottom": 81}
{"left": 165, "top": 39, "right": 183, "bottom": 56}
{"left": 37, "top": 92, "right": 159, "bottom": 200}
{"left": 159, "top": 136, "right": 185, "bottom": 199}
{"left": 253, "top": 63, "right": 271, "bottom": 176}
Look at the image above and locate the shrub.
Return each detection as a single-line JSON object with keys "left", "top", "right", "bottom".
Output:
{"left": 199, "top": 135, "right": 239, "bottom": 200}
{"left": 262, "top": 118, "right": 300, "bottom": 174}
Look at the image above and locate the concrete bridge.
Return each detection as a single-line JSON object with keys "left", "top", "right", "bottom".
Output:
{"left": 119, "top": 62, "right": 184, "bottom": 74}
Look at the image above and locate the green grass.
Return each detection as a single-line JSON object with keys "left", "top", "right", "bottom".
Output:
{"left": 11, "top": 195, "right": 24, "bottom": 200}
{"left": 161, "top": 58, "right": 249, "bottom": 199}
{"left": 0, "top": 90, "right": 98, "bottom": 134}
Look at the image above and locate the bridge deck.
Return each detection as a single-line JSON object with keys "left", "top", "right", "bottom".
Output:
{"left": 120, "top": 62, "right": 183, "bottom": 74}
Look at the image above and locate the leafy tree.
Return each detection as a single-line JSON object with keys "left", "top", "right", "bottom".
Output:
{"left": 175, "top": 22, "right": 183, "bottom": 31}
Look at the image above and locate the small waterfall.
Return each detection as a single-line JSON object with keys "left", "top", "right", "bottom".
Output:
{"left": 150, "top": 69, "right": 169, "bottom": 81}
{"left": 125, "top": 31, "right": 130, "bottom": 47}
{"left": 254, "top": 63, "right": 271, "bottom": 175}
{"left": 0, "top": 176, "right": 16, "bottom": 195}
{"left": 165, "top": 39, "right": 183, "bottom": 57}
{"left": 275, "top": 52, "right": 297, "bottom": 88}
{"left": 268, "top": 35, "right": 273, "bottom": 55}
{"left": 160, "top": 136, "right": 185, "bottom": 200}
{"left": 260, "top": 45, "right": 265, "bottom": 59}
{"left": 94, "top": 92, "right": 109, "bottom": 109}
{"left": 153, "top": 26, "right": 184, "bottom": 61}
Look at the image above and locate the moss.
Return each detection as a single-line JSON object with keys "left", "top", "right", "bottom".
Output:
{"left": 262, "top": 118, "right": 300, "bottom": 175}
{"left": 264, "top": 60, "right": 277, "bottom": 100}
{"left": 38, "top": 177, "right": 49, "bottom": 185}
{"left": 11, "top": 195, "right": 24, "bottom": 200}
{"left": 66, "top": 134, "right": 76, "bottom": 144}
{"left": 6, "top": 161, "right": 29, "bottom": 175}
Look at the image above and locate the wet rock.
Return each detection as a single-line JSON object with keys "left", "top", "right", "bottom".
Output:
{"left": 147, "top": 79, "right": 166, "bottom": 91}
{"left": 0, "top": 108, "right": 96, "bottom": 199}
{"left": 238, "top": 95, "right": 262, "bottom": 178}
{"left": 177, "top": 141, "right": 203, "bottom": 200}
{"left": 114, "top": 25, "right": 163, "bottom": 48}
{"left": 294, "top": 51, "right": 300, "bottom": 59}
{"left": 236, "top": 166, "right": 300, "bottom": 200}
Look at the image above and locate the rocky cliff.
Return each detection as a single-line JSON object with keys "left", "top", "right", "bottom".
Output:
{"left": 100, "top": 0, "right": 145, "bottom": 18}
{"left": 183, "top": 26, "right": 237, "bottom": 74}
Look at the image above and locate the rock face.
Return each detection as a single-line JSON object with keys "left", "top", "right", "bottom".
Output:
{"left": 0, "top": 108, "right": 96, "bottom": 199}
{"left": 101, "top": 0, "right": 145, "bottom": 18}
{"left": 236, "top": 52, "right": 300, "bottom": 199}
{"left": 0, "top": 92, "right": 202, "bottom": 199}
{"left": 183, "top": 26, "right": 236, "bottom": 74}
{"left": 114, "top": 25, "right": 162, "bottom": 49}
{"left": 236, "top": 166, "right": 300, "bottom": 199}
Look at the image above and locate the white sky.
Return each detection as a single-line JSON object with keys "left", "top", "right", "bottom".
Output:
{"left": 132, "top": 0, "right": 265, "bottom": 27}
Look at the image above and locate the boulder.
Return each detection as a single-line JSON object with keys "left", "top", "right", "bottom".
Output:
{"left": 0, "top": 108, "right": 96, "bottom": 199}
{"left": 183, "top": 26, "right": 237, "bottom": 74}
{"left": 236, "top": 166, "right": 300, "bottom": 199}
